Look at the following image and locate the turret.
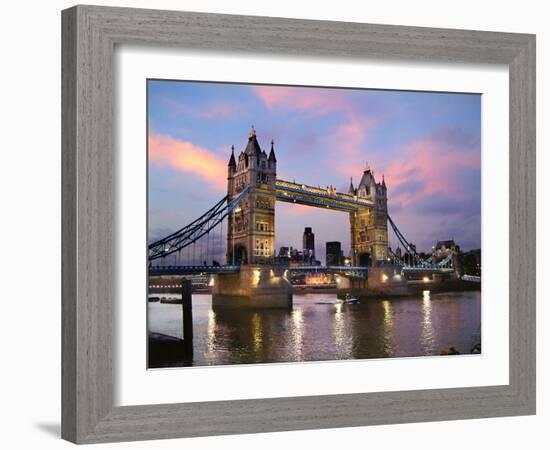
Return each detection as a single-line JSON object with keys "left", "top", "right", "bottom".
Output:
{"left": 227, "top": 145, "right": 236, "bottom": 198}
{"left": 245, "top": 127, "right": 262, "bottom": 157}
{"left": 348, "top": 177, "right": 355, "bottom": 194}
{"left": 268, "top": 140, "right": 277, "bottom": 164}
{"left": 228, "top": 145, "right": 236, "bottom": 172}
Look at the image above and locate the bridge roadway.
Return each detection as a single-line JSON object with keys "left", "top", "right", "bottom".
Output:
{"left": 149, "top": 264, "right": 369, "bottom": 277}
{"left": 148, "top": 264, "right": 458, "bottom": 278}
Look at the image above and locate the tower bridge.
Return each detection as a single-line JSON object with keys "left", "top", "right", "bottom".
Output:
{"left": 148, "top": 128, "right": 464, "bottom": 308}
{"left": 225, "top": 128, "right": 389, "bottom": 268}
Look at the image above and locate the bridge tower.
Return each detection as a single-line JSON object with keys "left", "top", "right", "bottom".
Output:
{"left": 226, "top": 128, "right": 277, "bottom": 265}
{"left": 349, "top": 163, "right": 388, "bottom": 266}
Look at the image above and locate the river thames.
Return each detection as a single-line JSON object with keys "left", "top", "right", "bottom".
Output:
{"left": 148, "top": 290, "right": 481, "bottom": 367}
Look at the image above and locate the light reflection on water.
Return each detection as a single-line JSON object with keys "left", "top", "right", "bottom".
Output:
{"left": 421, "top": 290, "right": 436, "bottom": 355}
{"left": 290, "top": 309, "right": 304, "bottom": 361}
{"left": 381, "top": 300, "right": 394, "bottom": 355}
{"left": 206, "top": 309, "right": 216, "bottom": 355}
{"left": 251, "top": 313, "right": 263, "bottom": 356}
{"left": 148, "top": 291, "right": 481, "bottom": 367}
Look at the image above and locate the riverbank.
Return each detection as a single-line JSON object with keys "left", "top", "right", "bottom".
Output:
{"left": 407, "top": 278, "right": 481, "bottom": 295}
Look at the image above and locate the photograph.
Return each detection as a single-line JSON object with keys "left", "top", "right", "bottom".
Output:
{"left": 1, "top": 1, "right": 541, "bottom": 446}
{"left": 147, "top": 80, "right": 482, "bottom": 368}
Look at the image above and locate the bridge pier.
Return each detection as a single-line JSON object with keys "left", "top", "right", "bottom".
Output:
{"left": 212, "top": 265, "right": 293, "bottom": 309}
{"left": 337, "top": 265, "right": 408, "bottom": 298}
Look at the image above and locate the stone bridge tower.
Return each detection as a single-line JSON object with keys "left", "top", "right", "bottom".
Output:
{"left": 349, "top": 163, "right": 388, "bottom": 266}
{"left": 226, "top": 128, "right": 277, "bottom": 265}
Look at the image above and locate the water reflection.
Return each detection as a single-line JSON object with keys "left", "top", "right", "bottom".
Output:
{"left": 148, "top": 291, "right": 481, "bottom": 367}
{"left": 381, "top": 300, "right": 394, "bottom": 355}
{"left": 333, "top": 302, "right": 345, "bottom": 348}
{"left": 421, "top": 290, "right": 436, "bottom": 355}
{"left": 290, "top": 309, "right": 304, "bottom": 360}
{"left": 251, "top": 313, "right": 263, "bottom": 356}
{"left": 207, "top": 309, "right": 217, "bottom": 354}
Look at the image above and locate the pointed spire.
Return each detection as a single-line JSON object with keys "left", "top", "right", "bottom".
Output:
{"left": 364, "top": 161, "right": 371, "bottom": 173}
{"left": 228, "top": 145, "right": 236, "bottom": 167}
{"left": 268, "top": 139, "right": 277, "bottom": 162}
{"left": 348, "top": 176, "right": 355, "bottom": 194}
{"left": 245, "top": 127, "right": 262, "bottom": 156}
{"left": 382, "top": 174, "right": 386, "bottom": 186}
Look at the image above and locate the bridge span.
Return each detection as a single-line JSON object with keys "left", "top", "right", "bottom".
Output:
{"left": 149, "top": 264, "right": 456, "bottom": 278}
{"left": 148, "top": 128, "right": 477, "bottom": 308}
{"left": 150, "top": 264, "right": 369, "bottom": 277}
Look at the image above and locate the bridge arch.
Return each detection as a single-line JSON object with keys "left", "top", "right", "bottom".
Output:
{"left": 357, "top": 252, "right": 372, "bottom": 267}
{"left": 231, "top": 244, "right": 248, "bottom": 265}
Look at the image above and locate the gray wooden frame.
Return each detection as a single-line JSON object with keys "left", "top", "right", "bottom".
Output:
{"left": 62, "top": 5, "right": 536, "bottom": 444}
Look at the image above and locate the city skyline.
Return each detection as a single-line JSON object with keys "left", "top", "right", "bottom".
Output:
{"left": 148, "top": 80, "right": 481, "bottom": 263}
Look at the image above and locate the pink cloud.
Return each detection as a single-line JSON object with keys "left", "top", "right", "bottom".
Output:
{"left": 149, "top": 133, "right": 227, "bottom": 191}
{"left": 383, "top": 136, "right": 480, "bottom": 209}
{"left": 253, "top": 85, "right": 351, "bottom": 116}
{"left": 253, "top": 85, "right": 379, "bottom": 179}
{"left": 323, "top": 113, "right": 378, "bottom": 179}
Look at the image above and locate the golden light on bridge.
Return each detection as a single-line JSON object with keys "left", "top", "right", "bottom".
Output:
{"left": 252, "top": 269, "right": 261, "bottom": 287}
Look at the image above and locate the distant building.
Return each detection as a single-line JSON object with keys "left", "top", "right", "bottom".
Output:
{"left": 326, "top": 241, "right": 343, "bottom": 266}
{"left": 462, "top": 248, "right": 481, "bottom": 276}
{"left": 278, "top": 246, "right": 290, "bottom": 258}
{"left": 290, "top": 247, "right": 303, "bottom": 261}
{"left": 277, "top": 246, "right": 305, "bottom": 266}
{"left": 395, "top": 246, "right": 402, "bottom": 258}
{"left": 303, "top": 227, "right": 315, "bottom": 264}
{"left": 432, "top": 239, "right": 460, "bottom": 261}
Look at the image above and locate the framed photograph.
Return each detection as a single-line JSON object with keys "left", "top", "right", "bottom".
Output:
{"left": 62, "top": 5, "right": 535, "bottom": 444}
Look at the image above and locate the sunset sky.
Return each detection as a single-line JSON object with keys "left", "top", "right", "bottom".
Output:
{"left": 148, "top": 80, "right": 481, "bottom": 263}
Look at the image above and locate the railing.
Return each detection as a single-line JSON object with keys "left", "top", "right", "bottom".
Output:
{"left": 148, "top": 186, "right": 250, "bottom": 261}
{"left": 288, "top": 265, "right": 368, "bottom": 271}
{"left": 402, "top": 266, "right": 454, "bottom": 273}
{"left": 461, "top": 274, "right": 481, "bottom": 283}
{"left": 149, "top": 265, "right": 241, "bottom": 275}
